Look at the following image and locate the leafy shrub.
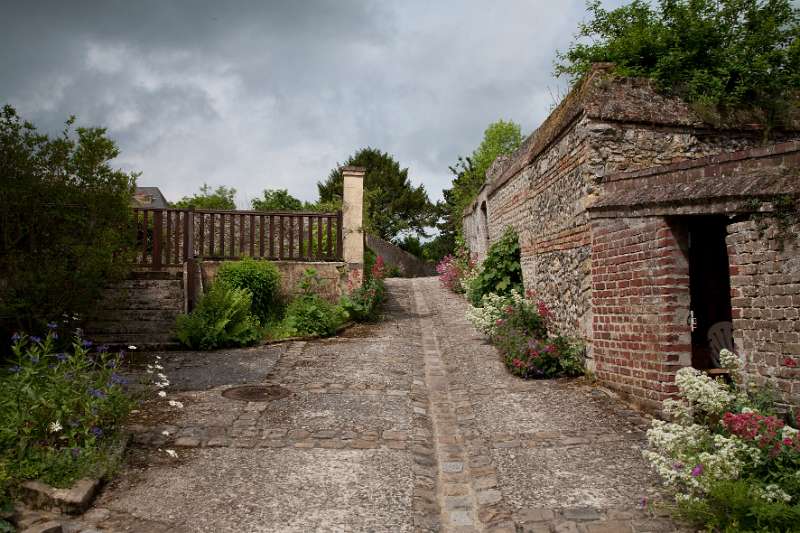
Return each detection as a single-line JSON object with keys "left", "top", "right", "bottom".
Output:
{"left": 436, "top": 239, "right": 475, "bottom": 293}
{"left": 555, "top": 0, "right": 800, "bottom": 129}
{"left": 486, "top": 296, "right": 583, "bottom": 379}
{"left": 175, "top": 284, "right": 261, "bottom": 350}
{"left": 466, "top": 289, "right": 524, "bottom": 337}
{"left": 0, "top": 331, "right": 133, "bottom": 492}
{"left": 216, "top": 258, "right": 282, "bottom": 322}
{"left": 467, "top": 227, "right": 522, "bottom": 306}
{"left": 283, "top": 269, "right": 348, "bottom": 337}
{"left": 341, "top": 256, "right": 387, "bottom": 322}
{"left": 284, "top": 296, "right": 347, "bottom": 337}
{"left": 0, "top": 106, "right": 137, "bottom": 348}
{"left": 645, "top": 349, "right": 800, "bottom": 532}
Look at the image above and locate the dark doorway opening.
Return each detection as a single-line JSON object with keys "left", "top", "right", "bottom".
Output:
{"left": 687, "top": 216, "right": 733, "bottom": 369}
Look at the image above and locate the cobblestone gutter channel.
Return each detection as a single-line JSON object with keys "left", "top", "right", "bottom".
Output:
{"left": 414, "top": 280, "right": 489, "bottom": 531}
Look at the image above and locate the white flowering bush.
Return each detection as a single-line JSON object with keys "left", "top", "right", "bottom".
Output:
{"left": 465, "top": 289, "right": 524, "bottom": 337}
{"left": 645, "top": 349, "right": 800, "bottom": 531}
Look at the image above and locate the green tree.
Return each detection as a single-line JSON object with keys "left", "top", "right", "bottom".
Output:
{"left": 251, "top": 189, "right": 305, "bottom": 211}
{"left": 317, "top": 147, "right": 435, "bottom": 241}
{"left": 172, "top": 184, "right": 236, "bottom": 210}
{"left": 555, "top": 0, "right": 800, "bottom": 127}
{"left": 0, "top": 105, "right": 137, "bottom": 341}
{"left": 437, "top": 120, "right": 523, "bottom": 252}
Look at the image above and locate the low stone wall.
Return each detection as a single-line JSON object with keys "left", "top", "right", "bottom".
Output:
{"left": 365, "top": 234, "right": 435, "bottom": 277}
{"left": 85, "top": 271, "right": 185, "bottom": 348}
{"left": 200, "top": 260, "right": 349, "bottom": 304}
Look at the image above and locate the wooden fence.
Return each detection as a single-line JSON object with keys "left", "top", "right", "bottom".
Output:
{"left": 132, "top": 207, "right": 343, "bottom": 270}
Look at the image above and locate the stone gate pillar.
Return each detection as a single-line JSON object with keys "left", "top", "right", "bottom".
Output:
{"left": 342, "top": 166, "right": 365, "bottom": 286}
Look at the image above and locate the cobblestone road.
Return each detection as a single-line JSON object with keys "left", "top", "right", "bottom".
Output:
{"left": 61, "top": 278, "right": 680, "bottom": 533}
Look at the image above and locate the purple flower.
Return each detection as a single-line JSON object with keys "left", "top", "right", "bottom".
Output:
{"left": 30, "top": 336, "right": 42, "bottom": 344}
{"left": 47, "top": 322, "right": 58, "bottom": 330}
{"left": 89, "top": 388, "right": 106, "bottom": 399}
{"left": 71, "top": 447, "right": 81, "bottom": 458}
{"left": 29, "top": 354, "right": 40, "bottom": 364}
{"left": 82, "top": 339, "right": 93, "bottom": 348}
{"left": 52, "top": 333, "right": 59, "bottom": 340}
{"left": 11, "top": 332, "right": 21, "bottom": 341}
{"left": 691, "top": 464, "right": 704, "bottom": 477}
{"left": 8, "top": 365, "right": 21, "bottom": 373}
{"left": 639, "top": 496, "right": 648, "bottom": 509}
{"left": 110, "top": 373, "right": 127, "bottom": 385}
{"left": 97, "top": 344, "right": 109, "bottom": 353}
{"left": 106, "top": 359, "right": 117, "bottom": 369}
{"left": 56, "top": 353, "right": 68, "bottom": 362}
{"left": 90, "top": 427, "right": 103, "bottom": 438}
{"left": 672, "top": 462, "right": 684, "bottom": 471}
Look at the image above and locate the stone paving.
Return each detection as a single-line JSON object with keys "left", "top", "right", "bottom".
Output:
{"left": 45, "top": 277, "right": 681, "bottom": 533}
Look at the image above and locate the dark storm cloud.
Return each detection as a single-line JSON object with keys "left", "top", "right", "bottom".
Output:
{"left": 1, "top": 1, "right": 620, "bottom": 205}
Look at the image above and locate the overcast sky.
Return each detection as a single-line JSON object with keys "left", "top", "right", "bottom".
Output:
{"left": 2, "top": 0, "right": 626, "bottom": 207}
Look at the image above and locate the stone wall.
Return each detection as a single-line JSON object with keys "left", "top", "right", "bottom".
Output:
{"left": 728, "top": 219, "right": 800, "bottom": 413}
{"left": 85, "top": 271, "right": 185, "bottom": 349}
{"left": 365, "top": 234, "right": 435, "bottom": 277}
{"left": 199, "top": 260, "right": 349, "bottom": 304}
{"left": 463, "top": 69, "right": 786, "bottom": 346}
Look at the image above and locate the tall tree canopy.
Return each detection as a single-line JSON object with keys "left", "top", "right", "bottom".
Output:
{"left": 172, "top": 184, "right": 236, "bottom": 210}
{"left": 556, "top": 0, "right": 800, "bottom": 127}
{"left": 435, "top": 120, "right": 523, "bottom": 257}
{"left": 318, "top": 147, "right": 434, "bottom": 241}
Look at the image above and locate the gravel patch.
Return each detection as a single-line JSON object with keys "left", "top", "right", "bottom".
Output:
{"left": 491, "top": 442, "right": 661, "bottom": 510}
{"left": 99, "top": 448, "right": 414, "bottom": 532}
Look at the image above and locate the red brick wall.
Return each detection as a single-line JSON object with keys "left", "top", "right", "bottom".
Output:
{"left": 591, "top": 216, "right": 692, "bottom": 411}
{"left": 728, "top": 219, "right": 800, "bottom": 412}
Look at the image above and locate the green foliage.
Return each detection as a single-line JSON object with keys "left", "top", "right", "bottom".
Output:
{"left": 555, "top": 0, "right": 800, "bottom": 128}
{"left": 251, "top": 189, "right": 306, "bottom": 211}
{"left": 284, "top": 295, "right": 347, "bottom": 337}
{"left": 172, "top": 183, "right": 236, "bottom": 210}
{"left": 317, "top": 147, "right": 435, "bottom": 241}
{"left": 0, "top": 105, "right": 137, "bottom": 343}
{"left": 491, "top": 298, "right": 584, "bottom": 379}
{"left": 175, "top": 284, "right": 261, "bottom": 350}
{"left": 397, "top": 234, "right": 424, "bottom": 258}
{"left": 438, "top": 120, "right": 523, "bottom": 249}
{"left": 0, "top": 331, "right": 133, "bottom": 492}
{"left": 676, "top": 478, "right": 800, "bottom": 532}
{"left": 216, "top": 258, "right": 282, "bottom": 322}
{"left": 340, "top": 258, "right": 387, "bottom": 322}
{"left": 467, "top": 227, "right": 522, "bottom": 306}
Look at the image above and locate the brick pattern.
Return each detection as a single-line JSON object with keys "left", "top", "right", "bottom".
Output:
{"left": 591, "top": 217, "right": 691, "bottom": 412}
{"left": 727, "top": 219, "right": 800, "bottom": 412}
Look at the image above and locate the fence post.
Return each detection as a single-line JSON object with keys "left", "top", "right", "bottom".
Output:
{"left": 342, "top": 166, "right": 365, "bottom": 287}
{"left": 184, "top": 208, "right": 197, "bottom": 312}
{"left": 152, "top": 210, "right": 163, "bottom": 270}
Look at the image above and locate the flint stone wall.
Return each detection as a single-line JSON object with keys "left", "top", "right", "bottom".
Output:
{"left": 464, "top": 69, "right": 771, "bottom": 350}
{"left": 728, "top": 219, "right": 800, "bottom": 413}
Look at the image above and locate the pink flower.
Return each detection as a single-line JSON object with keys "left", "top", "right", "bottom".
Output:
{"left": 496, "top": 319, "right": 504, "bottom": 326}
{"left": 691, "top": 464, "right": 703, "bottom": 477}
{"left": 783, "top": 357, "right": 797, "bottom": 368}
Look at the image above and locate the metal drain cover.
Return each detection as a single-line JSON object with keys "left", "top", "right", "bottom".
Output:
{"left": 222, "top": 385, "right": 291, "bottom": 402}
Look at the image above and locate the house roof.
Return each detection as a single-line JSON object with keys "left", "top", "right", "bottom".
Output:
{"left": 133, "top": 187, "right": 168, "bottom": 209}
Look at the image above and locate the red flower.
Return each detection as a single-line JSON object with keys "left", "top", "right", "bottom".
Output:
{"left": 783, "top": 357, "right": 797, "bottom": 368}
{"left": 537, "top": 301, "right": 552, "bottom": 319}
